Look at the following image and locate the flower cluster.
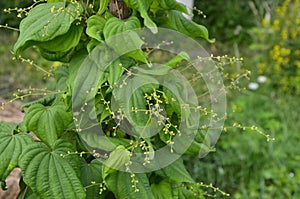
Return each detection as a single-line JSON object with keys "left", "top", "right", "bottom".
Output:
{"left": 254, "top": 0, "right": 300, "bottom": 94}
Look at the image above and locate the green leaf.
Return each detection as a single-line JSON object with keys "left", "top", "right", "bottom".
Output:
{"left": 102, "top": 145, "right": 131, "bottom": 180}
{"left": 103, "top": 16, "right": 147, "bottom": 62}
{"left": 183, "top": 131, "right": 213, "bottom": 156}
{"left": 36, "top": 22, "right": 83, "bottom": 62}
{"left": 38, "top": 47, "right": 74, "bottom": 62}
{"left": 105, "top": 171, "right": 155, "bottom": 199}
{"left": 14, "top": 2, "right": 82, "bottom": 55}
{"left": 178, "top": 186, "right": 204, "bottom": 199}
{"left": 54, "top": 66, "right": 69, "bottom": 90}
{"left": 135, "top": 64, "right": 171, "bottom": 75}
{"left": 107, "top": 58, "right": 125, "bottom": 86}
{"left": 98, "top": 0, "right": 109, "bottom": 15}
{"left": 123, "top": 0, "right": 158, "bottom": 33}
{"left": 20, "top": 95, "right": 56, "bottom": 112}
{"left": 80, "top": 132, "right": 115, "bottom": 152}
{"left": 112, "top": 74, "right": 159, "bottom": 136}
{"left": 87, "top": 38, "right": 101, "bottom": 53}
{"left": 19, "top": 140, "right": 85, "bottom": 199}
{"left": 86, "top": 15, "right": 107, "bottom": 42}
{"left": 24, "top": 102, "right": 73, "bottom": 146}
{"left": 158, "top": 0, "right": 188, "bottom": 14}
{"left": 155, "top": 158, "right": 194, "bottom": 183}
{"left": 72, "top": 45, "right": 114, "bottom": 109}
{"left": 81, "top": 159, "right": 106, "bottom": 199}
{"left": 67, "top": 50, "right": 88, "bottom": 92}
{"left": 0, "top": 122, "right": 34, "bottom": 183}
{"left": 104, "top": 16, "right": 141, "bottom": 39}
{"left": 37, "top": 23, "right": 83, "bottom": 53}
{"left": 95, "top": 103, "right": 111, "bottom": 123}
{"left": 165, "top": 51, "right": 190, "bottom": 68}
{"left": 103, "top": 56, "right": 134, "bottom": 89}
{"left": 151, "top": 180, "right": 173, "bottom": 199}
{"left": 157, "top": 10, "right": 214, "bottom": 42}
{"left": 160, "top": 0, "right": 188, "bottom": 13}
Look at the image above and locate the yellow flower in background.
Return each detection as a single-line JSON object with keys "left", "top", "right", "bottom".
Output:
{"left": 262, "top": 18, "right": 269, "bottom": 27}
{"left": 281, "top": 29, "right": 288, "bottom": 40}
{"left": 258, "top": 63, "right": 267, "bottom": 74}
{"left": 295, "top": 61, "right": 300, "bottom": 68}
{"left": 280, "top": 47, "right": 291, "bottom": 56}
{"left": 295, "top": 17, "right": 300, "bottom": 25}
{"left": 271, "top": 19, "right": 280, "bottom": 31}
{"left": 252, "top": 0, "right": 300, "bottom": 94}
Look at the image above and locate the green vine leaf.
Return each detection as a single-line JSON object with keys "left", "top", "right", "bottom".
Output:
{"left": 24, "top": 102, "right": 73, "bottom": 146}
{"left": 67, "top": 50, "right": 87, "bottom": 93}
{"left": 81, "top": 159, "right": 105, "bottom": 199}
{"left": 155, "top": 0, "right": 188, "bottom": 14}
{"left": 165, "top": 51, "right": 190, "bottom": 68}
{"left": 37, "top": 23, "right": 83, "bottom": 53}
{"left": 19, "top": 140, "right": 85, "bottom": 199}
{"left": 107, "top": 58, "right": 125, "bottom": 86}
{"left": 20, "top": 95, "right": 56, "bottom": 112}
{"left": 112, "top": 73, "right": 159, "bottom": 136}
{"left": 157, "top": 10, "right": 215, "bottom": 42}
{"left": 103, "top": 16, "right": 141, "bottom": 39}
{"left": 155, "top": 158, "right": 194, "bottom": 183}
{"left": 102, "top": 145, "right": 131, "bottom": 180}
{"left": 135, "top": 64, "right": 171, "bottom": 75}
{"left": 54, "top": 65, "right": 69, "bottom": 90}
{"left": 105, "top": 171, "right": 155, "bottom": 199}
{"left": 86, "top": 15, "right": 107, "bottom": 42}
{"left": 13, "top": 2, "right": 83, "bottom": 55}
{"left": 103, "top": 16, "right": 148, "bottom": 62}
{"left": 38, "top": 48, "right": 74, "bottom": 62}
{"left": 0, "top": 122, "right": 34, "bottom": 183}
{"left": 98, "top": 0, "right": 109, "bottom": 15}
{"left": 123, "top": 0, "right": 158, "bottom": 33}
{"left": 151, "top": 180, "right": 173, "bottom": 199}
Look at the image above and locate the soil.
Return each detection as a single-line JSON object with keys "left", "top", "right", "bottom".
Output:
{"left": 0, "top": 98, "right": 24, "bottom": 199}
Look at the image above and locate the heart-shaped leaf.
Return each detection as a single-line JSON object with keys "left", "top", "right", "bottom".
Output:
{"left": 24, "top": 102, "right": 73, "bottom": 146}
{"left": 19, "top": 140, "right": 85, "bottom": 199}
{"left": 0, "top": 122, "right": 34, "bottom": 183}
{"left": 98, "top": 0, "right": 109, "bottom": 15}
{"left": 14, "top": 2, "right": 82, "bottom": 55}
{"left": 37, "top": 23, "right": 83, "bottom": 54}
{"left": 155, "top": 0, "right": 188, "bottom": 14}
{"left": 86, "top": 15, "right": 107, "bottom": 42}
{"left": 103, "top": 16, "right": 148, "bottom": 62}
{"left": 157, "top": 10, "right": 215, "bottom": 42}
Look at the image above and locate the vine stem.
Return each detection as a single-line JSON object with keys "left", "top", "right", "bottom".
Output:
{"left": 109, "top": 0, "right": 131, "bottom": 19}
{"left": 0, "top": 24, "right": 19, "bottom": 31}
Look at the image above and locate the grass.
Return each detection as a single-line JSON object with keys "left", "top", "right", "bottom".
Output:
{"left": 184, "top": 73, "right": 300, "bottom": 198}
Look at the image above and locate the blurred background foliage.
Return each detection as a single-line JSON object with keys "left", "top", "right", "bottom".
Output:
{"left": 1, "top": 0, "right": 300, "bottom": 198}
{"left": 0, "top": 0, "right": 52, "bottom": 99}
{"left": 188, "top": 0, "right": 300, "bottom": 198}
{"left": 0, "top": 0, "right": 32, "bottom": 27}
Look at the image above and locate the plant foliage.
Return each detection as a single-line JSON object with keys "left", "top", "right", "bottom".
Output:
{"left": 0, "top": 0, "right": 219, "bottom": 198}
